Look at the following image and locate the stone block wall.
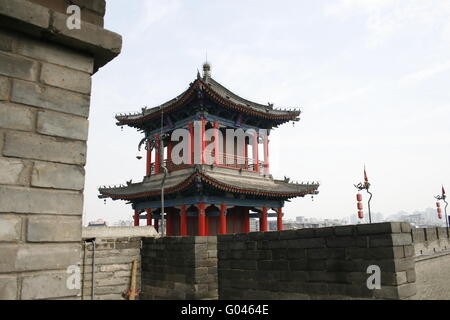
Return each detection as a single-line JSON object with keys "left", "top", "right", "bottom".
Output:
{"left": 81, "top": 237, "right": 142, "bottom": 300}
{"left": 217, "top": 222, "right": 417, "bottom": 300}
{"left": 141, "top": 237, "right": 218, "bottom": 300}
{"left": 0, "top": 0, "right": 121, "bottom": 300}
{"left": 411, "top": 227, "right": 450, "bottom": 256}
{"left": 28, "top": 0, "right": 106, "bottom": 27}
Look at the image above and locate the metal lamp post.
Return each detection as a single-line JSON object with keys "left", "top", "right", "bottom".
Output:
{"left": 354, "top": 167, "right": 373, "bottom": 224}
{"left": 435, "top": 186, "right": 448, "bottom": 230}
{"left": 160, "top": 108, "right": 168, "bottom": 237}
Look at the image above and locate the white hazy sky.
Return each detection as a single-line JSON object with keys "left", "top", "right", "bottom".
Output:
{"left": 84, "top": 0, "right": 450, "bottom": 225}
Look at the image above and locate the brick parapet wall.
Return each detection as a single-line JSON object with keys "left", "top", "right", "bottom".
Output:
{"left": 141, "top": 236, "right": 218, "bottom": 300}
{"left": 217, "top": 222, "right": 416, "bottom": 300}
{"left": 81, "top": 237, "right": 142, "bottom": 300}
{"left": 0, "top": 0, "right": 121, "bottom": 300}
{"left": 411, "top": 227, "right": 450, "bottom": 256}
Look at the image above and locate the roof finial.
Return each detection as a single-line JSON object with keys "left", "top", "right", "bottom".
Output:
{"left": 203, "top": 62, "right": 211, "bottom": 78}
{"left": 203, "top": 50, "right": 211, "bottom": 80}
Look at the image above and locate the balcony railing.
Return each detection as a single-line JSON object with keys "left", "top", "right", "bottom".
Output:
{"left": 148, "top": 153, "right": 265, "bottom": 175}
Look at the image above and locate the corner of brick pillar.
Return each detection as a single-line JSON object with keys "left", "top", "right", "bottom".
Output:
{"left": 0, "top": 0, "right": 122, "bottom": 300}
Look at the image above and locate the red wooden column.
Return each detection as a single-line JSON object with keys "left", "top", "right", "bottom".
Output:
{"left": 263, "top": 133, "right": 269, "bottom": 175}
{"left": 198, "top": 203, "right": 206, "bottom": 236}
{"left": 146, "top": 208, "right": 152, "bottom": 226}
{"left": 133, "top": 209, "right": 139, "bottom": 227}
{"left": 219, "top": 204, "right": 227, "bottom": 235}
{"left": 243, "top": 207, "right": 250, "bottom": 233}
{"left": 154, "top": 136, "right": 160, "bottom": 174}
{"left": 260, "top": 207, "right": 268, "bottom": 232}
{"left": 180, "top": 205, "right": 187, "bottom": 236}
{"left": 146, "top": 140, "right": 152, "bottom": 176}
{"left": 252, "top": 132, "right": 259, "bottom": 172}
{"left": 213, "top": 121, "right": 219, "bottom": 165}
{"left": 277, "top": 207, "right": 283, "bottom": 231}
{"left": 188, "top": 122, "right": 194, "bottom": 165}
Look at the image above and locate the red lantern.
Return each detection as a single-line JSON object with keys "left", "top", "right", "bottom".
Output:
{"left": 356, "top": 193, "right": 364, "bottom": 219}
{"left": 358, "top": 210, "right": 364, "bottom": 219}
{"left": 436, "top": 202, "right": 441, "bottom": 208}
{"left": 437, "top": 207, "right": 443, "bottom": 219}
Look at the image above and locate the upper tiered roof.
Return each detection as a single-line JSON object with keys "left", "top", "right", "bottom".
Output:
{"left": 115, "top": 64, "right": 301, "bottom": 131}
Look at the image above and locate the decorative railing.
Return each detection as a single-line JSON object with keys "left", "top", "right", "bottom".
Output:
{"left": 148, "top": 153, "right": 265, "bottom": 175}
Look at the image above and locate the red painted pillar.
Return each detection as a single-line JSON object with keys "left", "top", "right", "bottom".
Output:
{"left": 133, "top": 209, "right": 139, "bottom": 227}
{"left": 146, "top": 208, "right": 152, "bottom": 226}
{"left": 243, "top": 207, "right": 250, "bottom": 233}
{"left": 146, "top": 140, "right": 152, "bottom": 176}
{"left": 214, "top": 121, "right": 219, "bottom": 165}
{"left": 180, "top": 205, "right": 187, "bottom": 236}
{"left": 253, "top": 132, "right": 259, "bottom": 172}
{"left": 198, "top": 203, "right": 206, "bottom": 236}
{"left": 260, "top": 207, "right": 268, "bottom": 232}
{"left": 263, "top": 133, "right": 269, "bottom": 175}
{"left": 277, "top": 207, "right": 283, "bottom": 231}
{"left": 188, "top": 122, "right": 194, "bottom": 165}
{"left": 219, "top": 204, "right": 227, "bottom": 235}
{"left": 154, "top": 136, "right": 160, "bottom": 174}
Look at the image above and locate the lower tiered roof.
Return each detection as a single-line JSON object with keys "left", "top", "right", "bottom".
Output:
{"left": 98, "top": 165, "right": 319, "bottom": 201}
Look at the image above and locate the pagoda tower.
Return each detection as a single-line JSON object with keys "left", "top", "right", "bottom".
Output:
{"left": 99, "top": 63, "right": 319, "bottom": 236}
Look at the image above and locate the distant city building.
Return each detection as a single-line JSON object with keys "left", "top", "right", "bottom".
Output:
{"left": 390, "top": 208, "right": 444, "bottom": 228}
{"left": 283, "top": 216, "right": 348, "bottom": 230}
{"left": 346, "top": 208, "right": 445, "bottom": 228}
{"left": 113, "top": 220, "right": 134, "bottom": 227}
{"left": 88, "top": 219, "right": 107, "bottom": 227}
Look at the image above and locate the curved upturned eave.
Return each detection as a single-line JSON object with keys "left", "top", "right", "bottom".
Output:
{"left": 115, "top": 79, "right": 300, "bottom": 128}
{"left": 98, "top": 172, "right": 319, "bottom": 201}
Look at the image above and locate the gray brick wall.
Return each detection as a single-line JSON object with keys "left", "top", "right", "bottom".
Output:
{"left": 28, "top": 0, "right": 106, "bottom": 27}
{"left": 81, "top": 237, "right": 142, "bottom": 300}
{"left": 141, "top": 236, "right": 218, "bottom": 300}
{"left": 217, "top": 222, "right": 417, "bottom": 300}
{"left": 0, "top": 0, "right": 121, "bottom": 300}
{"left": 411, "top": 227, "right": 450, "bottom": 256}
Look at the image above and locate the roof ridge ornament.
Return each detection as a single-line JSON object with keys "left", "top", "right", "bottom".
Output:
{"left": 202, "top": 61, "right": 211, "bottom": 82}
